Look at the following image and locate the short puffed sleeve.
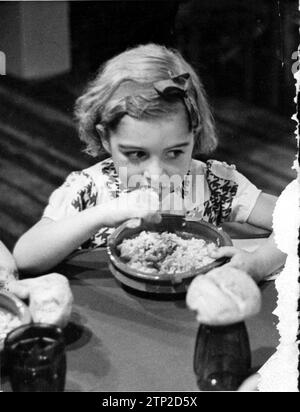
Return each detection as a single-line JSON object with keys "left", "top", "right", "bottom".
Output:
{"left": 204, "top": 160, "right": 262, "bottom": 225}
{"left": 43, "top": 171, "right": 98, "bottom": 221}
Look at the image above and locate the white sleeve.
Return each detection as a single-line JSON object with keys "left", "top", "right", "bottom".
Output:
{"left": 229, "top": 169, "right": 262, "bottom": 223}
{"left": 43, "top": 172, "right": 98, "bottom": 221}
{"left": 206, "top": 160, "right": 262, "bottom": 224}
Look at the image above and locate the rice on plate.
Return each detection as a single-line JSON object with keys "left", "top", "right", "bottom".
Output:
{"left": 118, "top": 231, "right": 218, "bottom": 275}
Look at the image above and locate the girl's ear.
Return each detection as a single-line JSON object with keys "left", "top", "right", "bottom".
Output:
{"left": 101, "top": 138, "right": 111, "bottom": 154}
{"left": 96, "top": 124, "right": 111, "bottom": 154}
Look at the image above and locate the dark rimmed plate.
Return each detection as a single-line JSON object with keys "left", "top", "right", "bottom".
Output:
{"left": 107, "top": 214, "right": 233, "bottom": 294}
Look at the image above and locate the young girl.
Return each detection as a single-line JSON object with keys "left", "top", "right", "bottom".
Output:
{"left": 13, "top": 44, "right": 286, "bottom": 279}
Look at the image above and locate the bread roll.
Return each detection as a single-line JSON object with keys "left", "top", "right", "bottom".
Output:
{"left": 9, "top": 274, "right": 73, "bottom": 328}
{"left": 186, "top": 267, "right": 262, "bottom": 326}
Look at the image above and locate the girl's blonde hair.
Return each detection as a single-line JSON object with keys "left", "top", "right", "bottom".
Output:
{"left": 75, "top": 43, "right": 217, "bottom": 157}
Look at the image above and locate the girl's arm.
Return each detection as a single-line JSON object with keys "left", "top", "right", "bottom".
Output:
{"left": 246, "top": 192, "right": 287, "bottom": 280}
{"left": 14, "top": 190, "right": 160, "bottom": 275}
{"left": 211, "top": 193, "right": 287, "bottom": 282}
{"left": 14, "top": 207, "right": 110, "bottom": 275}
{"left": 211, "top": 234, "right": 286, "bottom": 282}
{"left": 246, "top": 192, "right": 277, "bottom": 231}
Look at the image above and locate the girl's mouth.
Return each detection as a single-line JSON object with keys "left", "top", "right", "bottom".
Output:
{"left": 126, "top": 184, "right": 176, "bottom": 195}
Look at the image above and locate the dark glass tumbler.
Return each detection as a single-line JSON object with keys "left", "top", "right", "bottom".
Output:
{"left": 194, "top": 322, "right": 251, "bottom": 391}
{"left": 4, "top": 323, "right": 66, "bottom": 392}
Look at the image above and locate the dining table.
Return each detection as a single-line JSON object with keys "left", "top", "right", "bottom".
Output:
{"left": 1, "top": 224, "right": 279, "bottom": 392}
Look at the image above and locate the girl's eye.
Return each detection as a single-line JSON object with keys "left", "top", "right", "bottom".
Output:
{"left": 166, "top": 150, "right": 184, "bottom": 159}
{"left": 125, "top": 151, "right": 147, "bottom": 161}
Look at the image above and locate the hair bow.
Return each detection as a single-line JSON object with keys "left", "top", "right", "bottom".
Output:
{"left": 153, "top": 73, "right": 191, "bottom": 97}
{"left": 154, "top": 73, "right": 199, "bottom": 129}
{"left": 105, "top": 73, "right": 200, "bottom": 129}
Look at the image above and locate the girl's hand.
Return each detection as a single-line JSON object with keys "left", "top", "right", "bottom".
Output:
{"left": 101, "top": 188, "right": 162, "bottom": 227}
{"left": 210, "top": 247, "right": 260, "bottom": 282}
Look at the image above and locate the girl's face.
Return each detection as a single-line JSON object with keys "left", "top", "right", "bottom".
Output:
{"left": 105, "top": 107, "right": 194, "bottom": 191}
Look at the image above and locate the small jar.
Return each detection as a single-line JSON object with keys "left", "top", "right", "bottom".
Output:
{"left": 194, "top": 322, "right": 251, "bottom": 391}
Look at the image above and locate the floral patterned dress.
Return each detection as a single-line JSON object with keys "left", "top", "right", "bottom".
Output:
{"left": 43, "top": 157, "right": 261, "bottom": 249}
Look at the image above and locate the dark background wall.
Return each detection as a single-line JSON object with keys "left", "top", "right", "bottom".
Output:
{"left": 70, "top": 0, "right": 299, "bottom": 117}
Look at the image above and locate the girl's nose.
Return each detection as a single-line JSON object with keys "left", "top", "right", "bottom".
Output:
{"left": 143, "top": 162, "right": 164, "bottom": 183}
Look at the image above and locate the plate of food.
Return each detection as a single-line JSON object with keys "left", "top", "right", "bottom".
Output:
{"left": 107, "top": 214, "right": 233, "bottom": 294}
{"left": 0, "top": 291, "right": 31, "bottom": 351}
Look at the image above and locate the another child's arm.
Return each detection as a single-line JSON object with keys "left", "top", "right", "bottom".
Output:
{"left": 211, "top": 193, "right": 287, "bottom": 282}
{"left": 14, "top": 189, "right": 160, "bottom": 274}
{"left": 0, "top": 241, "right": 18, "bottom": 288}
{"left": 0, "top": 241, "right": 18, "bottom": 274}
